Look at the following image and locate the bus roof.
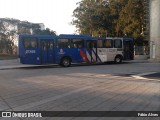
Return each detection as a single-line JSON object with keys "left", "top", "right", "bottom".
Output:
{"left": 19, "top": 34, "right": 93, "bottom": 39}
{"left": 95, "top": 37, "right": 133, "bottom": 41}
{"left": 58, "top": 34, "right": 95, "bottom": 40}
{"left": 19, "top": 34, "right": 133, "bottom": 41}
{"left": 19, "top": 34, "right": 56, "bottom": 39}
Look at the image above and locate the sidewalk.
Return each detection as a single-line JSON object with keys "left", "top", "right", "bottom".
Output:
{"left": 0, "top": 59, "right": 20, "bottom": 66}
{"left": 125, "top": 59, "right": 149, "bottom": 63}
{"left": 0, "top": 59, "right": 154, "bottom": 70}
{"left": 0, "top": 59, "right": 43, "bottom": 70}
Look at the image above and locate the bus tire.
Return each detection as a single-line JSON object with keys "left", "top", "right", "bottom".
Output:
{"left": 114, "top": 56, "right": 122, "bottom": 64}
{"left": 60, "top": 57, "right": 71, "bottom": 67}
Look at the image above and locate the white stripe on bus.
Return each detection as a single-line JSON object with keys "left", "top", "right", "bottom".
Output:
{"left": 86, "top": 51, "right": 91, "bottom": 62}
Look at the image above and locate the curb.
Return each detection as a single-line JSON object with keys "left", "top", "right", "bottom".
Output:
{"left": 0, "top": 64, "right": 59, "bottom": 70}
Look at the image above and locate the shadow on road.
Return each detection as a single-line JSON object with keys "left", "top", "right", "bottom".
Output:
{"left": 142, "top": 73, "right": 160, "bottom": 79}
{"left": 18, "top": 62, "right": 131, "bottom": 70}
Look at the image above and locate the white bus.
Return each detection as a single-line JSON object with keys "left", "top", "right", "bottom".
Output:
{"left": 96, "top": 37, "right": 134, "bottom": 63}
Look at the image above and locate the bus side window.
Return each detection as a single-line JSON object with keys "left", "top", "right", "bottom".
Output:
{"left": 23, "top": 37, "right": 38, "bottom": 48}
{"left": 114, "top": 39, "right": 122, "bottom": 48}
{"left": 71, "top": 39, "right": 84, "bottom": 48}
{"left": 87, "top": 41, "right": 92, "bottom": 49}
{"left": 70, "top": 39, "right": 76, "bottom": 48}
{"left": 41, "top": 41, "right": 47, "bottom": 50}
{"left": 93, "top": 41, "right": 97, "bottom": 48}
{"left": 104, "top": 39, "right": 113, "bottom": 48}
{"left": 57, "top": 39, "right": 70, "bottom": 48}
{"left": 97, "top": 40, "right": 103, "bottom": 48}
{"left": 49, "top": 41, "right": 54, "bottom": 49}
{"left": 87, "top": 41, "right": 96, "bottom": 49}
{"left": 23, "top": 40, "right": 30, "bottom": 48}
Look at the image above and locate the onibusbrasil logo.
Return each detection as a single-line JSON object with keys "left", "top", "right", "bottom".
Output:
{"left": 1, "top": 112, "right": 42, "bottom": 118}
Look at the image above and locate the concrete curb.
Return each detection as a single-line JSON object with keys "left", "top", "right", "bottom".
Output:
{"left": 125, "top": 60, "right": 149, "bottom": 63}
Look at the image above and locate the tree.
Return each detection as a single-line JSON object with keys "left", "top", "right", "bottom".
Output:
{"left": 33, "top": 28, "right": 56, "bottom": 35}
{"left": 72, "top": 0, "right": 111, "bottom": 36}
{"left": 0, "top": 18, "right": 57, "bottom": 55}
{"left": 115, "top": 0, "right": 145, "bottom": 37}
{"left": 72, "top": 0, "right": 146, "bottom": 38}
{"left": 108, "top": 0, "right": 128, "bottom": 36}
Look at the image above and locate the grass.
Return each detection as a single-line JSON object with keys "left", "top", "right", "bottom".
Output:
{"left": 0, "top": 54, "right": 18, "bottom": 60}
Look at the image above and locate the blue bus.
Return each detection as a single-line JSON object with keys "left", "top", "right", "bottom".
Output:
{"left": 18, "top": 34, "right": 134, "bottom": 67}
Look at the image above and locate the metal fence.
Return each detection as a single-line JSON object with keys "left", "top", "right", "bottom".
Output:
{"left": 134, "top": 46, "right": 149, "bottom": 55}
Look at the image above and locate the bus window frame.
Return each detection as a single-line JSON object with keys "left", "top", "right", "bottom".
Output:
{"left": 40, "top": 39, "right": 54, "bottom": 51}
{"left": 97, "top": 40, "right": 104, "bottom": 48}
{"left": 22, "top": 37, "right": 38, "bottom": 49}
{"left": 104, "top": 39, "right": 113, "bottom": 48}
{"left": 70, "top": 39, "right": 84, "bottom": 48}
{"left": 56, "top": 38, "right": 70, "bottom": 48}
{"left": 114, "top": 39, "right": 123, "bottom": 48}
{"left": 86, "top": 40, "right": 97, "bottom": 49}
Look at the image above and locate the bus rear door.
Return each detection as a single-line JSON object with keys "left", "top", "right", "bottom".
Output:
{"left": 40, "top": 39, "right": 54, "bottom": 64}
{"left": 123, "top": 39, "right": 134, "bottom": 60}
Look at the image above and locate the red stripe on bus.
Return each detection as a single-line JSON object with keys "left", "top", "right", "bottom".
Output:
{"left": 80, "top": 49, "right": 88, "bottom": 63}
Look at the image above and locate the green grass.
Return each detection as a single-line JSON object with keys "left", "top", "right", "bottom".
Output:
{"left": 0, "top": 54, "right": 18, "bottom": 60}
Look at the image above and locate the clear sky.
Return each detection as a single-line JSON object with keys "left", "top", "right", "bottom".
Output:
{"left": 0, "top": 0, "right": 80, "bottom": 34}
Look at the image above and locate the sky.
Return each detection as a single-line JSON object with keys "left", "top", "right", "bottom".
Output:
{"left": 0, "top": 0, "right": 80, "bottom": 34}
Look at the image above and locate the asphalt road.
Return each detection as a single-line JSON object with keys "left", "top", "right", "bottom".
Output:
{"left": 0, "top": 62, "right": 160, "bottom": 120}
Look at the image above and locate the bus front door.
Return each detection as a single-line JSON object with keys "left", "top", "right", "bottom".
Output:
{"left": 40, "top": 40, "right": 54, "bottom": 64}
{"left": 86, "top": 40, "right": 97, "bottom": 63}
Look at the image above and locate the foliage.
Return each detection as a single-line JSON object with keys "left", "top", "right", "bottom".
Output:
{"left": 33, "top": 28, "right": 56, "bottom": 35}
{"left": 115, "top": 0, "right": 145, "bottom": 37}
{"left": 0, "top": 18, "right": 56, "bottom": 55}
{"left": 72, "top": 0, "right": 146, "bottom": 38}
{"left": 0, "top": 20, "right": 15, "bottom": 54}
{"left": 72, "top": 0, "right": 111, "bottom": 36}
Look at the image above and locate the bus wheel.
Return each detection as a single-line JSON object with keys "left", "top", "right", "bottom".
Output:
{"left": 115, "top": 56, "right": 122, "bottom": 64}
{"left": 61, "top": 57, "right": 71, "bottom": 67}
